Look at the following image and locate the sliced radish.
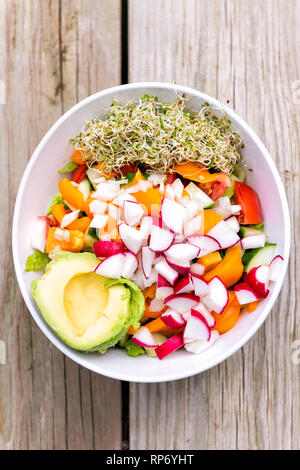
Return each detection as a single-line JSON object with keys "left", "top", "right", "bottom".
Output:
{"left": 154, "top": 259, "right": 179, "bottom": 285}
{"left": 132, "top": 327, "right": 157, "bottom": 348}
{"left": 60, "top": 210, "right": 80, "bottom": 228}
{"left": 151, "top": 215, "right": 163, "bottom": 227}
{"left": 164, "top": 243, "right": 200, "bottom": 263}
{"left": 89, "top": 200, "right": 107, "bottom": 215}
{"left": 149, "top": 297, "right": 165, "bottom": 312}
{"left": 225, "top": 216, "right": 240, "bottom": 233}
{"left": 184, "top": 199, "right": 203, "bottom": 222}
{"left": 161, "top": 309, "right": 186, "bottom": 329}
{"left": 157, "top": 273, "right": 172, "bottom": 288}
{"left": 172, "top": 178, "right": 184, "bottom": 199}
{"left": 94, "top": 253, "right": 125, "bottom": 279}
{"left": 122, "top": 252, "right": 138, "bottom": 278}
{"left": 269, "top": 255, "right": 284, "bottom": 282}
{"left": 185, "top": 330, "right": 219, "bottom": 354}
{"left": 247, "top": 265, "right": 269, "bottom": 297}
{"left": 93, "top": 241, "right": 125, "bottom": 258}
{"left": 141, "top": 246, "right": 156, "bottom": 279}
{"left": 156, "top": 333, "right": 184, "bottom": 360}
{"left": 165, "top": 183, "right": 175, "bottom": 200}
{"left": 166, "top": 258, "right": 190, "bottom": 276}
{"left": 123, "top": 200, "right": 144, "bottom": 226}
{"left": 161, "top": 197, "right": 186, "bottom": 234}
{"left": 202, "top": 276, "right": 229, "bottom": 314}
{"left": 234, "top": 282, "right": 261, "bottom": 304}
{"left": 191, "top": 274, "right": 209, "bottom": 297}
{"left": 207, "top": 220, "right": 240, "bottom": 249}
{"left": 118, "top": 223, "right": 145, "bottom": 254}
{"left": 156, "top": 286, "right": 174, "bottom": 300}
{"left": 90, "top": 214, "right": 109, "bottom": 229}
{"left": 174, "top": 275, "right": 194, "bottom": 295}
{"left": 131, "top": 267, "right": 145, "bottom": 289}
{"left": 190, "top": 263, "right": 205, "bottom": 276}
{"left": 112, "top": 193, "right": 137, "bottom": 207}
{"left": 140, "top": 216, "right": 153, "bottom": 237}
{"left": 183, "top": 215, "right": 203, "bottom": 237}
{"left": 149, "top": 225, "right": 174, "bottom": 252}
{"left": 164, "top": 293, "right": 199, "bottom": 314}
{"left": 31, "top": 217, "right": 50, "bottom": 253}
{"left": 183, "top": 314, "right": 211, "bottom": 344}
{"left": 192, "top": 302, "right": 216, "bottom": 327}
{"left": 213, "top": 196, "right": 232, "bottom": 219}
{"left": 143, "top": 268, "right": 158, "bottom": 288}
{"left": 231, "top": 204, "right": 242, "bottom": 215}
{"left": 241, "top": 234, "right": 266, "bottom": 250}
{"left": 188, "top": 234, "right": 221, "bottom": 257}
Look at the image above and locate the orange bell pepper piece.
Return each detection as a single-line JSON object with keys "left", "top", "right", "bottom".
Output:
{"left": 97, "top": 216, "right": 121, "bottom": 242}
{"left": 174, "top": 162, "right": 223, "bottom": 183}
{"left": 204, "top": 245, "right": 244, "bottom": 288}
{"left": 247, "top": 300, "right": 260, "bottom": 313}
{"left": 134, "top": 187, "right": 162, "bottom": 215}
{"left": 203, "top": 209, "right": 222, "bottom": 234}
{"left": 45, "top": 227, "right": 84, "bottom": 253}
{"left": 51, "top": 203, "right": 68, "bottom": 224}
{"left": 58, "top": 178, "right": 84, "bottom": 210}
{"left": 68, "top": 216, "right": 91, "bottom": 232}
{"left": 198, "top": 251, "right": 222, "bottom": 271}
{"left": 94, "top": 162, "right": 116, "bottom": 179}
{"left": 143, "top": 284, "right": 157, "bottom": 300}
{"left": 82, "top": 192, "right": 96, "bottom": 218}
{"left": 212, "top": 291, "right": 240, "bottom": 334}
{"left": 125, "top": 169, "right": 146, "bottom": 188}
{"left": 71, "top": 150, "right": 87, "bottom": 165}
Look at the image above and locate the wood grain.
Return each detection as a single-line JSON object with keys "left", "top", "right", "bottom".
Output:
{"left": 128, "top": 0, "right": 300, "bottom": 450}
{"left": 0, "top": 0, "right": 122, "bottom": 450}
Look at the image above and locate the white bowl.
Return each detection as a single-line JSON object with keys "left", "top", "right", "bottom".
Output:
{"left": 12, "top": 83, "right": 290, "bottom": 383}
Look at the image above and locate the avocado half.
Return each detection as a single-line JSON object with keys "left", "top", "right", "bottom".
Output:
{"left": 31, "top": 252, "right": 144, "bottom": 352}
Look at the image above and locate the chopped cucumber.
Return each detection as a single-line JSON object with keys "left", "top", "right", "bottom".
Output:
{"left": 78, "top": 177, "right": 93, "bottom": 201}
{"left": 185, "top": 182, "right": 214, "bottom": 208}
{"left": 83, "top": 230, "right": 98, "bottom": 252}
{"left": 239, "top": 223, "right": 265, "bottom": 238}
{"left": 242, "top": 243, "right": 276, "bottom": 272}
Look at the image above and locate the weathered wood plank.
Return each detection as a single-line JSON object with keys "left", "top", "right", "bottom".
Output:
{"left": 0, "top": 0, "right": 122, "bottom": 450}
{"left": 128, "top": 0, "right": 300, "bottom": 450}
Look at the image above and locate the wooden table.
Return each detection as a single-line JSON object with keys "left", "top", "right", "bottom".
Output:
{"left": 0, "top": 0, "right": 299, "bottom": 450}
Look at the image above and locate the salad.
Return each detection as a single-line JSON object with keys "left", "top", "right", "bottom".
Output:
{"left": 27, "top": 95, "right": 284, "bottom": 359}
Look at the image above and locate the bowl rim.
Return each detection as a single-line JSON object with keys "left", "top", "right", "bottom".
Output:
{"left": 12, "top": 82, "right": 291, "bottom": 382}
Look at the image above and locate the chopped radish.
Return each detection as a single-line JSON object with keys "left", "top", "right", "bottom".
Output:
{"left": 213, "top": 196, "right": 232, "bottom": 219}
{"left": 112, "top": 193, "right": 137, "bottom": 207}
{"left": 188, "top": 234, "right": 221, "bottom": 257}
{"left": 161, "top": 309, "right": 186, "bottom": 328}
{"left": 231, "top": 204, "right": 242, "bottom": 215}
{"left": 118, "top": 223, "right": 145, "bottom": 254}
{"left": 190, "top": 263, "right": 205, "bottom": 276}
{"left": 154, "top": 259, "right": 179, "bottom": 285}
{"left": 164, "top": 243, "right": 200, "bottom": 263}
{"left": 93, "top": 241, "right": 125, "bottom": 258}
{"left": 202, "top": 276, "right": 229, "bottom": 314}
{"left": 174, "top": 275, "right": 194, "bottom": 295}
{"left": 156, "top": 333, "right": 184, "bottom": 360}
{"left": 165, "top": 184, "right": 175, "bottom": 200}
{"left": 184, "top": 199, "right": 203, "bottom": 222}
{"left": 60, "top": 210, "right": 80, "bottom": 228}
{"left": 166, "top": 258, "right": 190, "bottom": 276}
{"left": 157, "top": 273, "right": 172, "bottom": 288}
{"left": 164, "top": 293, "right": 199, "bottom": 314}
{"left": 140, "top": 216, "right": 153, "bottom": 237}
{"left": 172, "top": 178, "right": 184, "bottom": 199}
{"left": 132, "top": 327, "right": 157, "bottom": 348}
{"left": 183, "top": 314, "right": 211, "bottom": 344}
{"left": 54, "top": 228, "right": 70, "bottom": 242}
{"left": 123, "top": 200, "right": 144, "bottom": 226}
{"left": 191, "top": 274, "right": 209, "bottom": 297}
{"left": 31, "top": 217, "right": 50, "bottom": 253}
{"left": 161, "top": 197, "right": 186, "bottom": 234}
{"left": 143, "top": 269, "right": 158, "bottom": 288}
{"left": 269, "top": 255, "right": 284, "bottom": 282}
{"left": 156, "top": 286, "right": 174, "bottom": 300}
{"left": 90, "top": 214, "right": 108, "bottom": 229}
{"left": 174, "top": 233, "right": 185, "bottom": 243}
{"left": 207, "top": 220, "right": 240, "bottom": 249}
{"left": 131, "top": 267, "right": 145, "bottom": 289}
{"left": 89, "top": 200, "right": 107, "bottom": 215}
{"left": 192, "top": 302, "right": 216, "bottom": 327}
{"left": 225, "top": 216, "right": 240, "bottom": 233}
{"left": 94, "top": 253, "right": 125, "bottom": 279}
{"left": 149, "top": 297, "right": 165, "bottom": 312}
{"left": 122, "top": 252, "right": 138, "bottom": 278}
{"left": 141, "top": 246, "right": 156, "bottom": 279}
{"left": 234, "top": 282, "right": 261, "bottom": 304}
{"left": 240, "top": 234, "right": 266, "bottom": 250}
{"left": 185, "top": 330, "right": 219, "bottom": 354}
{"left": 247, "top": 265, "right": 269, "bottom": 297}
{"left": 149, "top": 225, "right": 174, "bottom": 252}
{"left": 183, "top": 215, "right": 203, "bottom": 237}
{"left": 151, "top": 215, "right": 163, "bottom": 227}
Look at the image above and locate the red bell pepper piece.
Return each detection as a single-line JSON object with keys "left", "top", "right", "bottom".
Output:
{"left": 71, "top": 164, "right": 87, "bottom": 184}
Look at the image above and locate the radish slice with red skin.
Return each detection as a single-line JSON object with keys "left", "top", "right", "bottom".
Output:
{"left": 118, "top": 223, "right": 145, "bottom": 254}
{"left": 93, "top": 241, "right": 125, "bottom": 258}
{"left": 234, "top": 282, "right": 261, "bottom": 304}
{"left": 166, "top": 258, "right": 190, "bottom": 276}
{"left": 174, "top": 275, "right": 194, "bottom": 295}
{"left": 161, "top": 309, "right": 186, "bottom": 329}
{"left": 207, "top": 220, "right": 240, "bottom": 249}
{"left": 164, "top": 243, "right": 200, "bottom": 263}
{"left": 154, "top": 259, "right": 179, "bottom": 285}
{"left": 151, "top": 215, "right": 163, "bottom": 227}
{"left": 141, "top": 246, "right": 156, "bottom": 279}
{"left": 190, "top": 263, "right": 205, "bottom": 276}
{"left": 122, "top": 252, "right": 138, "bottom": 278}
{"left": 269, "top": 255, "right": 284, "bottom": 282}
{"left": 140, "top": 216, "right": 153, "bottom": 237}
{"left": 149, "top": 225, "right": 175, "bottom": 252}
{"left": 149, "top": 297, "right": 165, "bottom": 312}
{"left": 202, "top": 276, "right": 229, "bottom": 314}
{"left": 225, "top": 215, "right": 240, "bottom": 233}
{"left": 188, "top": 235, "right": 221, "bottom": 257}
{"left": 60, "top": 210, "right": 80, "bottom": 228}
{"left": 132, "top": 327, "right": 158, "bottom": 348}
{"left": 156, "top": 333, "right": 184, "bottom": 360}
{"left": 164, "top": 293, "right": 200, "bottom": 314}
{"left": 247, "top": 265, "right": 269, "bottom": 297}
{"left": 185, "top": 330, "right": 219, "bottom": 354}
{"left": 161, "top": 197, "right": 186, "bottom": 234}
{"left": 112, "top": 193, "right": 137, "bottom": 207}
{"left": 157, "top": 273, "right": 172, "bottom": 288}
{"left": 192, "top": 302, "right": 216, "bottom": 328}
{"left": 240, "top": 234, "right": 266, "bottom": 250}
{"left": 123, "top": 200, "right": 144, "bottom": 226}
{"left": 156, "top": 286, "right": 174, "bottom": 300}
{"left": 172, "top": 178, "right": 184, "bottom": 199}
{"left": 191, "top": 274, "right": 209, "bottom": 297}
{"left": 94, "top": 253, "right": 125, "bottom": 279}
{"left": 183, "top": 314, "right": 211, "bottom": 344}
{"left": 183, "top": 215, "right": 204, "bottom": 237}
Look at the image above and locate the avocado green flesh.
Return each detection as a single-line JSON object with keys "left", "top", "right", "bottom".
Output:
{"left": 31, "top": 252, "right": 144, "bottom": 352}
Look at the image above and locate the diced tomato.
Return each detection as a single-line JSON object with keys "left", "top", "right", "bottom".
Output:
{"left": 165, "top": 172, "right": 176, "bottom": 184}
{"left": 210, "top": 173, "right": 232, "bottom": 201}
{"left": 234, "top": 181, "right": 263, "bottom": 224}
{"left": 71, "top": 164, "right": 87, "bottom": 184}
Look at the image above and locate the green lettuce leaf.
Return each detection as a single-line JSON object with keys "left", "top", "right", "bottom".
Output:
{"left": 58, "top": 161, "right": 78, "bottom": 174}
{"left": 124, "top": 340, "right": 145, "bottom": 357}
{"left": 25, "top": 251, "right": 50, "bottom": 272}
